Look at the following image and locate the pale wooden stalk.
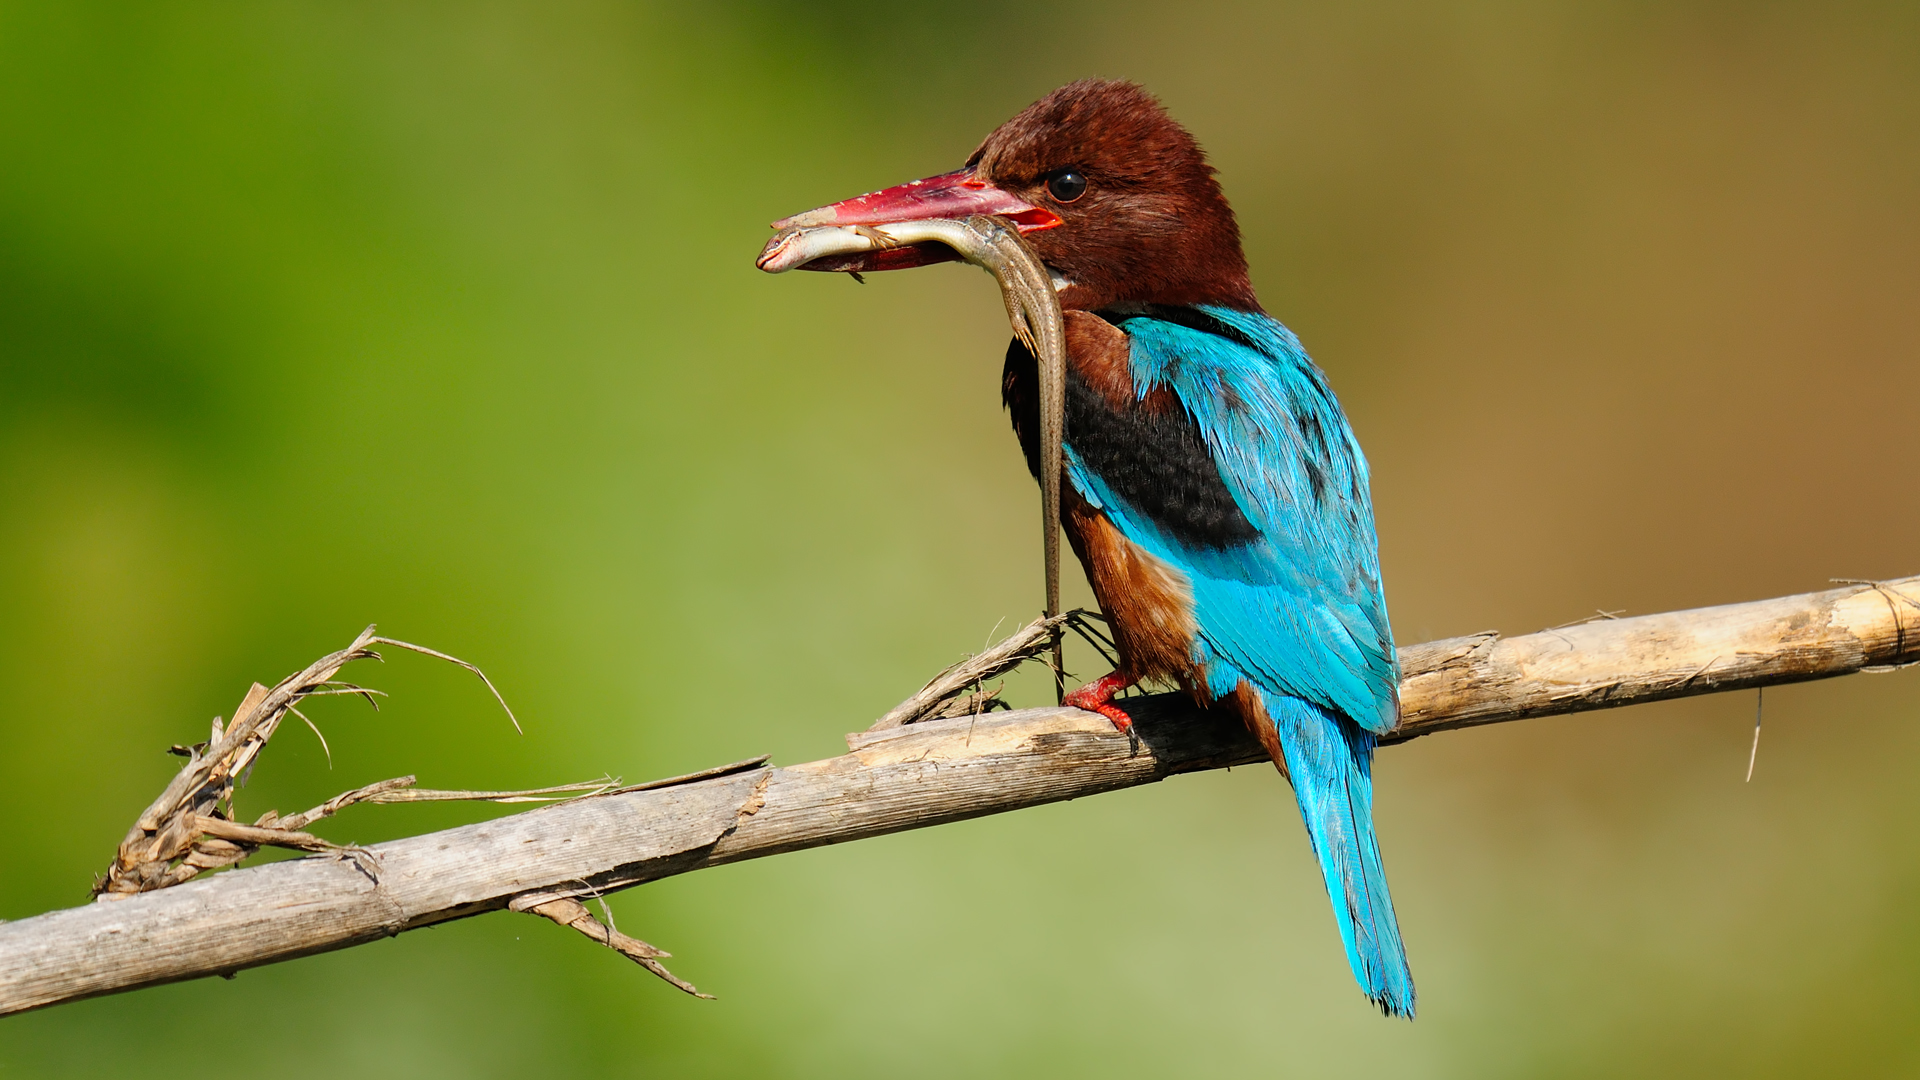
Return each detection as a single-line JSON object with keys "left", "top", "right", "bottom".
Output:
{"left": 0, "top": 576, "right": 1913, "bottom": 1016}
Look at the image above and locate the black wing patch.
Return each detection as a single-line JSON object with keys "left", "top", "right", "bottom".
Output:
{"left": 1004, "top": 338, "right": 1260, "bottom": 551}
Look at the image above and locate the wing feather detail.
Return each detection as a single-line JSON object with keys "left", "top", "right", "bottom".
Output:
{"left": 1065, "top": 306, "right": 1397, "bottom": 733}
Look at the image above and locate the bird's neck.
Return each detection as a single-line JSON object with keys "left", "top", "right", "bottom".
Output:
{"left": 1054, "top": 243, "right": 1262, "bottom": 314}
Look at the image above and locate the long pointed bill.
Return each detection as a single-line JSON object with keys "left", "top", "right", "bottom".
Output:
{"left": 754, "top": 197, "right": 1070, "bottom": 701}
{"left": 757, "top": 169, "right": 1059, "bottom": 274}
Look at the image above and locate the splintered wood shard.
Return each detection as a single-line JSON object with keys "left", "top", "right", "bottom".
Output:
{"left": 94, "top": 627, "right": 534, "bottom": 898}
{"left": 518, "top": 897, "right": 713, "bottom": 999}
{"left": 2, "top": 575, "right": 1915, "bottom": 1016}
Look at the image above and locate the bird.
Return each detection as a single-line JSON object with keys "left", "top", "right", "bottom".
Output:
{"left": 763, "top": 79, "right": 1414, "bottom": 1018}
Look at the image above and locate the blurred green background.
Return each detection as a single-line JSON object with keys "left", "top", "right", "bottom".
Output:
{"left": 2, "top": 1, "right": 1917, "bottom": 1075}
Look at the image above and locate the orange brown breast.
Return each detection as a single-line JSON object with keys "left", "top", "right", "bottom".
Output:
{"left": 1060, "top": 487, "right": 1198, "bottom": 691}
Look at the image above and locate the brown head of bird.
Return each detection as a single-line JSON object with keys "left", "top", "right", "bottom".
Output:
{"left": 761, "top": 79, "right": 1259, "bottom": 314}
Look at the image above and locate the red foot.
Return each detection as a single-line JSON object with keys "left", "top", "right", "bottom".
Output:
{"left": 1064, "top": 671, "right": 1138, "bottom": 732}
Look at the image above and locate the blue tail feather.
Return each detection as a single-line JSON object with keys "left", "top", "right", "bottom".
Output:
{"left": 1266, "top": 692, "right": 1416, "bottom": 1018}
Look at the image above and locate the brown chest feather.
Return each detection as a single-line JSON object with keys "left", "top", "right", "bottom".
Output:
{"left": 1062, "top": 491, "right": 1197, "bottom": 688}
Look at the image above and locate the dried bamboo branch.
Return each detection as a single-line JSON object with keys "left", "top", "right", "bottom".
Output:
{"left": 2, "top": 576, "right": 1914, "bottom": 1016}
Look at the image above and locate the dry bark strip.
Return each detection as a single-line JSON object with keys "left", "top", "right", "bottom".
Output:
{"left": 1, "top": 576, "right": 1914, "bottom": 1016}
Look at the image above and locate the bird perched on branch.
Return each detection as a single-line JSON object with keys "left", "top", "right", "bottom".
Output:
{"left": 761, "top": 79, "right": 1412, "bottom": 1018}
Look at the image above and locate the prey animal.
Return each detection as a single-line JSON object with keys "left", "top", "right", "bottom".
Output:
{"left": 757, "top": 79, "right": 1414, "bottom": 1018}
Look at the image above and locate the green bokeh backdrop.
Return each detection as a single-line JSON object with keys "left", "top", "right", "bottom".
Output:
{"left": 3, "top": 2, "right": 1917, "bottom": 1075}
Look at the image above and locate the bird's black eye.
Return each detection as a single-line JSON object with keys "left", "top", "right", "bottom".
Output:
{"left": 1045, "top": 169, "right": 1088, "bottom": 203}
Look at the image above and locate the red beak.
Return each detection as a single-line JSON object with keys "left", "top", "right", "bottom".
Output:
{"left": 768, "top": 169, "right": 1061, "bottom": 273}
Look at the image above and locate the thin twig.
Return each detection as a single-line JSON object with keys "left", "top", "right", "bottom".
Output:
{"left": 305, "top": 683, "right": 387, "bottom": 707}
{"left": 369, "top": 636, "right": 521, "bottom": 734}
{"left": 368, "top": 779, "right": 621, "bottom": 804}
{"left": 870, "top": 610, "right": 1101, "bottom": 730}
{"left": 522, "top": 897, "right": 712, "bottom": 999}
{"left": 596, "top": 756, "right": 773, "bottom": 796}
{"left": 273, "top": 777, "right": 420, "bottom": 832}
{"left": 286, "top": 703, "right": 332, "bottom": 769}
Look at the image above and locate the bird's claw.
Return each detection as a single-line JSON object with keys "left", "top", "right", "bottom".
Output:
{"left": 1086, "top": 701, "right": 1135, "bottom": 732}
{"left": 1063, "top": 672, "right": 1138, "bottom": 733}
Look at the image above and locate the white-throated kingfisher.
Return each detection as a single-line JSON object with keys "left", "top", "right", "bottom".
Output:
{"left": 763, "top": 79, "right": 1414, "bottom": 1018}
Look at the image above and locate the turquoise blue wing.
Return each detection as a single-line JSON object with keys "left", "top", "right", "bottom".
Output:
{"left": 1064, "top": 305, "right": 1398, "bottom": 733}
{"left": 1061, "top": 305, "right": 1413, "bottom": 1017}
